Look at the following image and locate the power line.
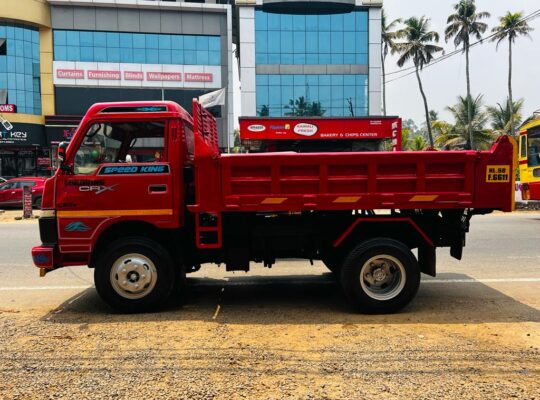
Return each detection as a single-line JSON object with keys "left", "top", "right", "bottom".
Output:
{"left": 385, "top": 8, "right": 540, "bottom": 84}
{"left": 386, "top": 8, "right": 540, "bottom": 78}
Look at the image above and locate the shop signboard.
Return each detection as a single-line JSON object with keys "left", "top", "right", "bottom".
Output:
{"left": 239, "top": 117, "right": 402, "bottom": 141}
{"left": 45, "top": 116, "right": 82, "bottom": 148}
{"left": 0, "top": 104, "right": 17, "bottom": 113}
{"left": 53, "top": 62, "right": 221, "bottom": 89}
{"left": 0, "top": 122, "right": 46, "bottom": 147}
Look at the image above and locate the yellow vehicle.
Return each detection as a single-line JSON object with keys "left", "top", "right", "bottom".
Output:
{"left": 519, "top": 111, "right": 540, "bottom": 200}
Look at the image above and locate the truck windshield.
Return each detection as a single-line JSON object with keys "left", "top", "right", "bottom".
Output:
{"left": 74, "top": 121, "right": 165, "bottom": 175}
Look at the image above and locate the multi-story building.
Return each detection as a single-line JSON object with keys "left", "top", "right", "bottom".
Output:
{"left": 0, "top": 0, "right": 234, "bottom": 178}
{"left": 0, "top": 0, "right": 52, "bottom": 178}
{"left": 0, "top": 0, "right": 383, "bottom": 178}
{"left": 236, "top": 0, "right": 382, "bottom": 118}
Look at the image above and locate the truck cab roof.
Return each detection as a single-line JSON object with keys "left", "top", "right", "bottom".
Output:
{"left": 83, "top": 101, "right": 194, "bottom": 124}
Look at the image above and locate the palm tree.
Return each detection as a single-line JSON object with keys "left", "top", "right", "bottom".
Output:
{"left": 437, "top": 94, "right": 495, "bottom": 150}
{"left": 445, "top": 0, "right": 490, "bottom": 150}
{"left": 409, "top": 135, "right": 428, "bottom": 151}
{"left": 492, "top": 12, "right": 534, "bottom": 135}
{"left": 395, "top": 17, "right": 443, "bottom": 147}
{"left": 381, "top": 9, "right": 402, "bottom": 116}
{"left": 432, "top": 120, "right": 456, "bottom": 149}
{"left": 486, "top": 98, "right": 524, "bottom": 135}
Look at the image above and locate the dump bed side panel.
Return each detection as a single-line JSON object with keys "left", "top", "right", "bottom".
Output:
{"left": 220, "top": 151, "right": 476, "bottom": 212}
{"left": 216, "top": 136, "right": 515, "bottom": 213}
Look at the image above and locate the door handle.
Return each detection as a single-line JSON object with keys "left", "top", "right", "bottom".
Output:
{"left": 148, "top": 184, "right": 167, "bottom": 193}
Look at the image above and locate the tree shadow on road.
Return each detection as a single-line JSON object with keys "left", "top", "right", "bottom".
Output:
{"left": 41, "top": 272, "right": 540, "bottom": 325}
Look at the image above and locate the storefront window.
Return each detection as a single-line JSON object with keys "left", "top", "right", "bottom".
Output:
{"left": 0, "top": 22, "right": 41, "bottom": 115}
{"left": 0, "top": 148, "right": 50, "bottom": 179}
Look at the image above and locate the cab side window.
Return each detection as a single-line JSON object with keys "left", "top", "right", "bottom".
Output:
{"left": 74, "top": 121, "right": 166, "bottom": 175}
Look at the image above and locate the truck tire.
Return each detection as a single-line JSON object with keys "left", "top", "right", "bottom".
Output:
{"left": 94, "top": 236, "right": 175, "bottom": 313}
{"left": 340, "top": 238, "right": 420, "bottom": 314}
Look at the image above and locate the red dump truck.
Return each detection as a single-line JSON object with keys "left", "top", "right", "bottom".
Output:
{"left": 32, "top": 100, "right": 516, "bottom": 313}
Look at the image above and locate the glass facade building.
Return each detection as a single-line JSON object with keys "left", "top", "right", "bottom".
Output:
{"left": 0, "top": 22, "right": 41, "bottom": 115}
{"left": 255, "top": 11, "right": 368, "bottom": 65}
{"left": 53, "top": 30, "right": 221, "bottom": 66}
{"left": 254, "top": 10, "right": 369, "bottom": 117}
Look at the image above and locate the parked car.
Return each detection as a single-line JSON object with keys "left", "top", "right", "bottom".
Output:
{"left": 0, "top": 177, "right": 7, "bottom": 183}
{"left": 0, "top": 177, "right": 47, "bottom": 209}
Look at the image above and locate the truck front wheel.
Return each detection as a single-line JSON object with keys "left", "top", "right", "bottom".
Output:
{"left": 340, "top": 238, "right": 420, "bottom": 314}
{"left": 94, "top": 237, "right": 175, "bottom": 312}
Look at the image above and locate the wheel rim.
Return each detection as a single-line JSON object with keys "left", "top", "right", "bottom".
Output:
{"left": 110, "top": 253, "right": 157, "bottom": 299}
{"left": 359, "top": 255, "right": 406, "bottom": 301}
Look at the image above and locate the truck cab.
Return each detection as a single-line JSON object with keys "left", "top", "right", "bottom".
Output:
{"left": 33, "top": 101, "right": 193, "bottom": 277}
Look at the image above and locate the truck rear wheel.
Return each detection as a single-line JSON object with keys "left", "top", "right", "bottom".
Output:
{"left": 94, "top": 237, "right": 175, "bottom": 312}
{"left": 340, "top": 238, "right": 420, "bottom": 314}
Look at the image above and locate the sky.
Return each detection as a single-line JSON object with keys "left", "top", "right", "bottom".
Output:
{"left": 383, "top": 0, "right": 540, "bottom": 126}
{"left": 232, "top": 0, "right": 540, "bottom": 127}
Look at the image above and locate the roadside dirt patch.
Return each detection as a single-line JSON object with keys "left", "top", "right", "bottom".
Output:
{"left": 0, "top": 210, "right": 40, "bottom": 222}
{"left": 0, "top": 281, "right": 538, "bottom": 400}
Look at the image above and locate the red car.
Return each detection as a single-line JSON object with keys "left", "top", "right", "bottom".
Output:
{"left": 0, "top": 177, "right": 47, "bottom": 209}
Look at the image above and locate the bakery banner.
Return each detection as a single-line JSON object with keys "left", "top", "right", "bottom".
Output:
{"left": 239, "top": 117, "right": 402, "bottom": 141}
{"left": 53, "top": 61, "right": 221, "bottom": 89}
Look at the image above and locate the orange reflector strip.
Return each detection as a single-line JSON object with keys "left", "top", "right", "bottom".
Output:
{"left": 261, "top": 197, "right": 287, "bottom": 205}
{"left": 57, "top": 209, "right": 174, "bottom": 218}
{"left": 410, "top": 195, "right": 439, "bottom": 202}
{"left": 333, "top": 196, "right": 362, "bottom": 203}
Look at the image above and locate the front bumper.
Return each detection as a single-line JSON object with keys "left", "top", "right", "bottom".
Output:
{"left": 31, "top": 245, "right": 55, "bottom": 270}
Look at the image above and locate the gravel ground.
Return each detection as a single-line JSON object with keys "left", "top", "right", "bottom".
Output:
{"left": 0, "top": 279, "right": 538, "bottom": 400}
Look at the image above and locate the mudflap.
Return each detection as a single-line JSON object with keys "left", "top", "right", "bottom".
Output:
{"left": 418, "top": 245, "right": 436, "bottom": 277}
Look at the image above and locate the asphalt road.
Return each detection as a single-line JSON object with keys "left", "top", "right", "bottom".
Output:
{"left": 0, "top": 212, "right": 539, "bottom": 309}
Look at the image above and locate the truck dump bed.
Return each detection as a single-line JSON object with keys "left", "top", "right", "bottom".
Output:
{"left": 190, "top": 101, "right": 516, "bottom": 215}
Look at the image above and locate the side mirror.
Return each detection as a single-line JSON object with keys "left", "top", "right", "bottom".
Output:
{"left": 58, "top": 141, "right": 68, "bottom": 163}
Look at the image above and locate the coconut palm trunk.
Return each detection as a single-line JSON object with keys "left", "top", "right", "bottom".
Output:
{"left": 491, "top": 11, "right": 534, "bottom": 134}
{"left": 508, "top": 38, "right": 514, "bottom": 135}
{"left": 414, "top": 62, "right": 434, "bottom": 147}
{"left": 465, "top": 42, "right": 474, "bottom": 149}
{"left": 382, "top": 51, "right": 387, "bottom": 116}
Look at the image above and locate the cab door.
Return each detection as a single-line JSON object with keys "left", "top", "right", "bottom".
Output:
{"left": 55, "top": 119, "right": 176, "bottom": 246}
